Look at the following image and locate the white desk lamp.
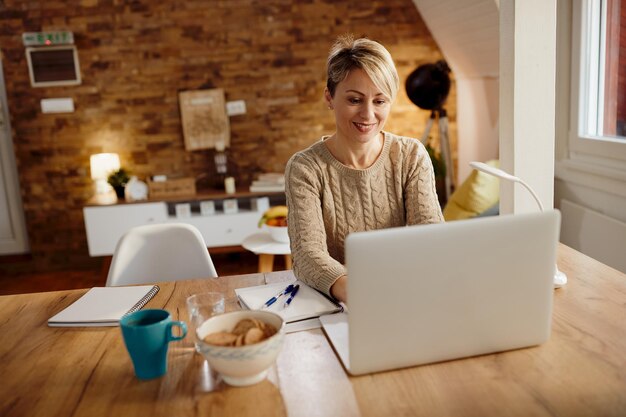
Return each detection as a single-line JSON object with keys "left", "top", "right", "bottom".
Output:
{"left": 90, "top": 153, "right": 120, "bottom": 204}
{"left": 469, "top": 161, "right": 567, "bottom": 288}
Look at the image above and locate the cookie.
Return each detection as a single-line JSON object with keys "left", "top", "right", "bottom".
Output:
{"left": 244, "top": 327, "right": 265, "bottom": 345}
{"left": 203, "top": 318, "right": 279, "bottom": 347}
{"left": 232, "top": 318, "right": 256, "bottom": 336}
{"left": 203, "top": 331, "right": 238, "bottom": 347}
{"left": 250, "top": 318, "right": 265, "bottom": 330}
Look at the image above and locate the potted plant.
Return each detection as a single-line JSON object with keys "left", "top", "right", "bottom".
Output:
{"left": 425, "top": 142, "right": 447, "bottom": 208}
{"left": 107, "top": 168, "right": 131, "bottom": 199}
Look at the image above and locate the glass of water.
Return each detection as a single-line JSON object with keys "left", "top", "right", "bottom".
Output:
{"left": 186, "top": 292, "right": 225, "bottom": 353}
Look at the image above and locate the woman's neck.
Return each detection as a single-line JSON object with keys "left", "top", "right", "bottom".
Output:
{"left": 325, "top": 132, "right": 385, "bottom": 170}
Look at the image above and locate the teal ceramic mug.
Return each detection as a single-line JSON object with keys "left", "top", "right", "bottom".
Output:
{"left": 120, "top": 309, "right": 187, "bottom": 380}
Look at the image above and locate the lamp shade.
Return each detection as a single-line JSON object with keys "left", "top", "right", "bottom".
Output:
{"left": 469, "top": 162, "right": 519, "bottom": 182}
{"left": 90, "top": 153, "right": 120, "bottom": 180}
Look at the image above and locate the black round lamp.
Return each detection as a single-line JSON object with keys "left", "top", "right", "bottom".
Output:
{"left": 405, "top": 60, "right": 454, "bottom": 201}
{"left": 405, "top": 60, "right": 451, "bottom": 111}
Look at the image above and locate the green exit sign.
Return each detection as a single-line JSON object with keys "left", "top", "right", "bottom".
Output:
{"left": 22, "top": 31, "right": 74, "bottom": 46}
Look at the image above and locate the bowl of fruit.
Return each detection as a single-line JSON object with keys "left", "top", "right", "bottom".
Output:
{"left": 258, "top": 205, "right": 289, "bottom": 243}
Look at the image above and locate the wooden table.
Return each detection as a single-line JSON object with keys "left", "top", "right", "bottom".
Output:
{"left": 1, "top": 244, "right": 625, "bottom": 417}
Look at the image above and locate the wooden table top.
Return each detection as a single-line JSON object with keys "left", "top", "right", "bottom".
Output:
{"left": 242, "top": 232, "right": 291, "bottom": 255}
{"left": 1, "top": 244, "right": 625, "bottom": 417}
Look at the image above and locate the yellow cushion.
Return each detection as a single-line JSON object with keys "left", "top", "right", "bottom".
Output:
{"left": 443, "top": 160, "right": 500, "bottom": 221}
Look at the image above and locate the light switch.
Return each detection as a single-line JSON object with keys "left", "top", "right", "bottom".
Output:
{"left": 226, "top": 100, "right": 246, "bottom": 116}
{"left": 41, "top": 98, "right": 74, "bottom": 113}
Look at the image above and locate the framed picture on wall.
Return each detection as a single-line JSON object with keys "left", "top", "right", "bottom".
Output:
{"left": 179, "top": 88, "right": 230, "bottom": 151}
{"left": 26, "top": 45, "right": 81, "bottom": 88}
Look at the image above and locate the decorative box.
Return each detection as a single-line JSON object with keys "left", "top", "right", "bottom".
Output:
{"left": 147, "top": 178, "right": 196, "bottom": 199}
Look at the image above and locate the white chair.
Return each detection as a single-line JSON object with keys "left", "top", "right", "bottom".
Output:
{"left": 106, "top": 223, "right": 218, "bottom": 287}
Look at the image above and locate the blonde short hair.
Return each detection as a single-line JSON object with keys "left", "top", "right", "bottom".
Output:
{"left": 326, "top": 35, "right": 399, "bottom": 101}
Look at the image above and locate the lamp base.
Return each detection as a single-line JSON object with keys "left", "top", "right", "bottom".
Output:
{"left": 93, "top": 190, "right": 118, "bottom": 205}
{"left": 553, "top": 268, "right": 567, "bottom": 289}
{"left": 92, "top": 179, "right": 118, "bottom": 205}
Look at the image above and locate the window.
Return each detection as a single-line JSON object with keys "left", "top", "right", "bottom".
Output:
{"left": 571, "top": 0, "right": 626, "bottom": 164}
{"left": 601, "top": 0, "right": 626, "bottom": 137}
{"left": 584, "top": 0, "right": 626, "bottom": 138}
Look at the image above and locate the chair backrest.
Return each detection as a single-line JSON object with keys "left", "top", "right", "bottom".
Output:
{"left": 106, "top": 223, "right": 218, "bottom": 287}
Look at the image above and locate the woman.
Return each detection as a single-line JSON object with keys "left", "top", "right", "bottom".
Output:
{"left": 285, "top": 35, "right": 443, "bottom": 303}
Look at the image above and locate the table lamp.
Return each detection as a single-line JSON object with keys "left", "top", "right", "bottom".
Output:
{"left": 90, "top": 153, "right": 120, "bottom": 203}
{"left": 469, "top": 161, "right": 567, "bottom": 288}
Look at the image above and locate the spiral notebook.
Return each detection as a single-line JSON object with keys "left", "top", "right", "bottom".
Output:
{"left": 48, "top": 285, "right": 160, "bottom": 327}
{"left": 235, "top": 280, "right": 342, "bottom": 326}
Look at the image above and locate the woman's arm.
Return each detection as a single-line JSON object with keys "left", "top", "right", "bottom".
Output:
{"left": 405, "top": 141, "right": 444, "bottom": 225}
{"left": 286, "top": 154, "right": 347, "bottom": 298}
{"left": 330, "top": 275, "right": 347, "bottom": 303}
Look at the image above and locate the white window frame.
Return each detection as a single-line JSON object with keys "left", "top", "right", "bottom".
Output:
{"left": 569, "top": 0, "right": 626, "bottom": 169}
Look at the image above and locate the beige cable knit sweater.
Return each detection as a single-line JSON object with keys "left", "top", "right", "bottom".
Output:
{"left": 285, "top": 131, "right": 444, "bottom": 296}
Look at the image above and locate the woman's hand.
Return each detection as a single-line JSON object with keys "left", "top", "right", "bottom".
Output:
{"left": 330, "top": 275, "right": 348, "bottom": 303}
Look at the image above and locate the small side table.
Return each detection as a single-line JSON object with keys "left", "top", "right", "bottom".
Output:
{"left": 242, "top": 232, "right": 292, "bottom": 272}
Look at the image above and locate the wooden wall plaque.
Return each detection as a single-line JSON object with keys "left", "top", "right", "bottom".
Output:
{"left": 179, "top": 88, "right": 230, "bottom": 151}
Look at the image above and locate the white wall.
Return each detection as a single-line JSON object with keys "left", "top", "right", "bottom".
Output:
{"left": 412, "top": 0, "right": 500, "bottom": 183}
{"left": 499, "top": 0, "right": 557, "bottom": 214}
{"left": 456, "top": 77, "right": 499, "bottom": 180}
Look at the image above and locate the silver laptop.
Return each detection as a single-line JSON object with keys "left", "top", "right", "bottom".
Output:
{"left": 320, "top": 210, "right": 560, "bottom": 375}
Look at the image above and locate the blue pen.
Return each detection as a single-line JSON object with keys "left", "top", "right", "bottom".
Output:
{"left": 283, "top": 284, "right": 300, "bottom": 309}
{"left": 262, "top": 284, "right": 295, "bottom": 308}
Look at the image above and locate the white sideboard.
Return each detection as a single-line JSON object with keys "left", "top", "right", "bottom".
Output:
{"left": 83, "top": 190, "right": 285, "bottom": 256}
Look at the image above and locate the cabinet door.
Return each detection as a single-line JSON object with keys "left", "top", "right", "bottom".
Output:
{"left": 175, "top": 212, "right": 260, "bottom": 247}
{"left": 83, "top": 203, "right": 167, "bottom": 256}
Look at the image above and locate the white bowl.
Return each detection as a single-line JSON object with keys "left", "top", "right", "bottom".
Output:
{"left": 267, "top": 225, "right": 289, "bottom": 243}
{"left": 196, "top": 310, "right": 285, "bottom": 386}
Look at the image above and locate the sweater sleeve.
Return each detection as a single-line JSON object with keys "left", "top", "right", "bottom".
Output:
{"left": 285, "top": 154, "right": 347, "bottom": 296}
{"left": 405, "top": 141, "right": 444, "bottom": 225}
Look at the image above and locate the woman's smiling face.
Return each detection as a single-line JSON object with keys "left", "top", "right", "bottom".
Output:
{"left": 326, "top": 68, "right": 391, "bottom": 146}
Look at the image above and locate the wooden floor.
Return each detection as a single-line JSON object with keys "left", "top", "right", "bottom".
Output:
{"left": 0, "top": 251, "right": 285, "bottom": 296}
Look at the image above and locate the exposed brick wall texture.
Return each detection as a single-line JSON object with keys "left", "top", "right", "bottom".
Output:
{"left": 0, "top": 0, "right": 455, "bottom": 272}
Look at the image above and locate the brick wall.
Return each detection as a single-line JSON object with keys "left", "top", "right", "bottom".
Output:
{"left": 0, "top": 0, "right": 454, "bottom": 272}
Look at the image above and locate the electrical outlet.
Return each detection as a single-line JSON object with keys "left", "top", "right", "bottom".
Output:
{"left": 226, "top": 100, "right": 246, "bottom": 116}
{"left": 41, "top": 98, "right": 74, "bottom": 113}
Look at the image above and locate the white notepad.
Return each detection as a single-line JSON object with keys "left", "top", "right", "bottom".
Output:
{"left": 235, "top": 280, "right": 342, "bottom": 325}
{"left": 48, "top": 285, "right": 159, "bottom": 327}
